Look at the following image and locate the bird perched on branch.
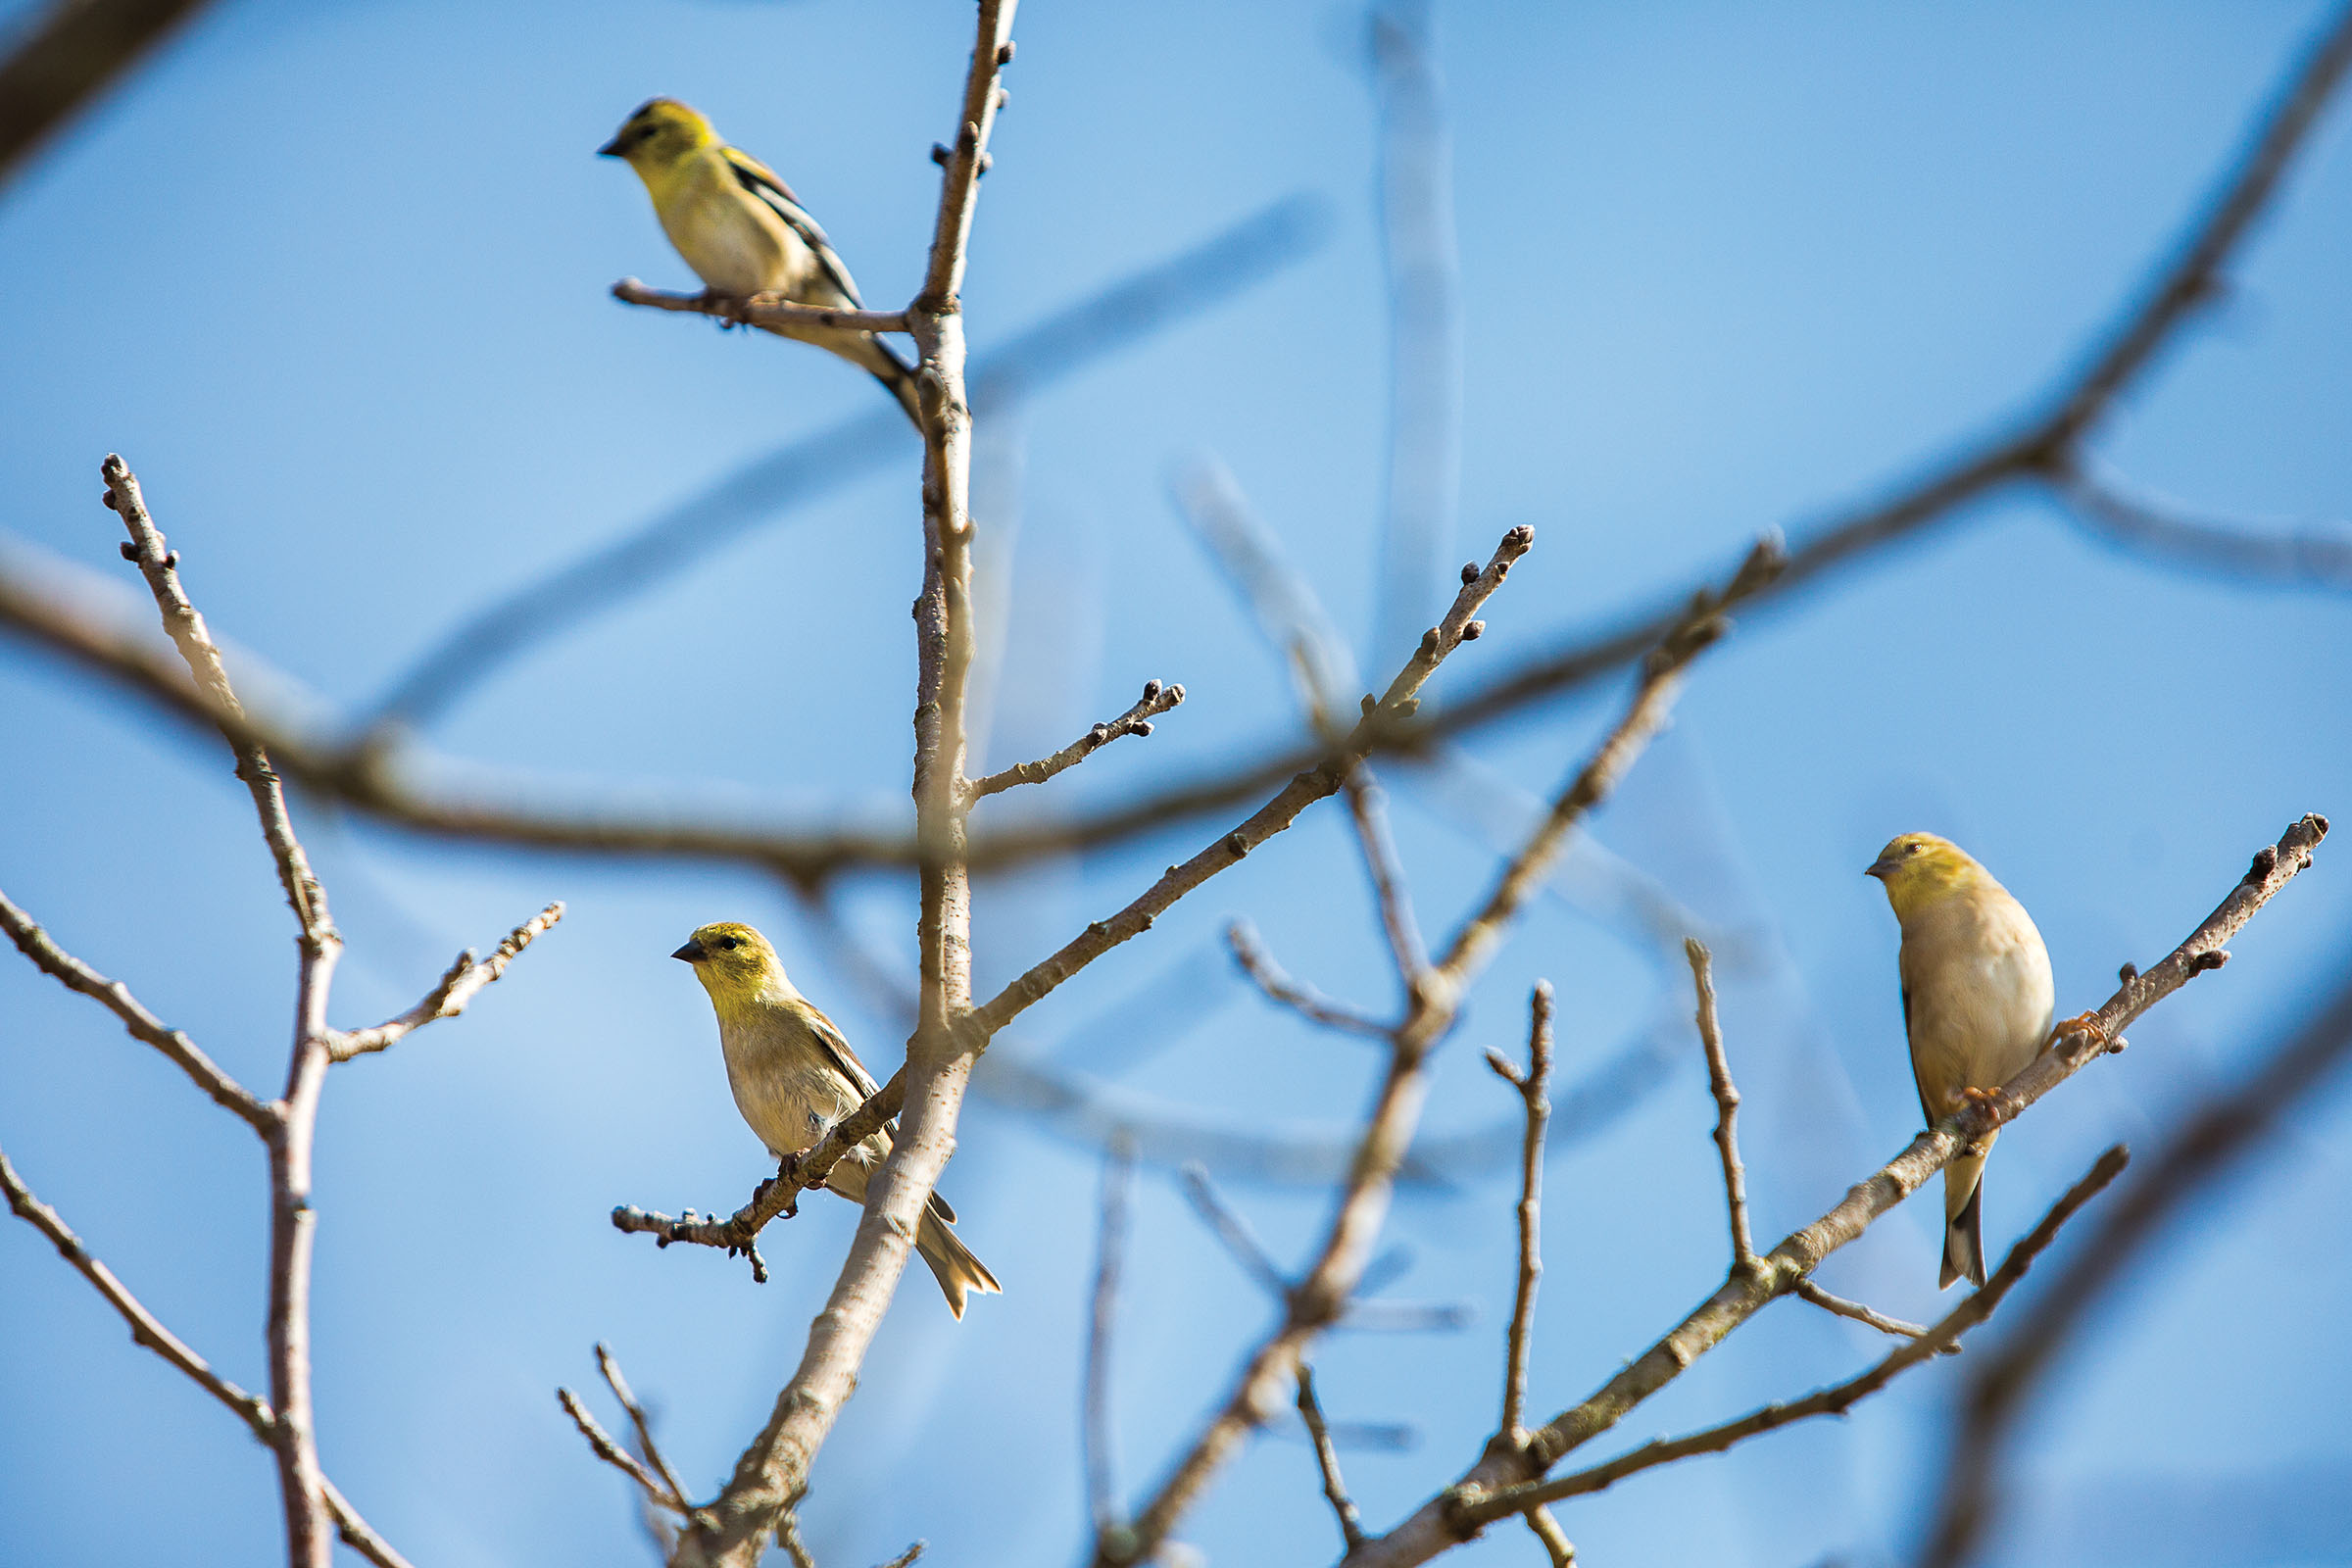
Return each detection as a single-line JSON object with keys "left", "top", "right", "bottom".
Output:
{"left": 1867, "top": 833, "right": 2055, "bottom": 1288}
{"left": 600, "top": 98, "right": 922, "bottom": 424}
{"left": 671, "top": 921, "right": 999, "bottom": 1317}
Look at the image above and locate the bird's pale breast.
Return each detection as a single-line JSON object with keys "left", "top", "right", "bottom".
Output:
{"left": 659, "top": 155, "right": 817, "bottom": 298}
{"left": 1899, "top": 888, "right": 2055, "bottom": 1120}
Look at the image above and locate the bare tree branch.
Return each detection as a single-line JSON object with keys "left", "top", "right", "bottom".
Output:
{"left": 1227, "top": 920, "right": 1393, "bottom": 1039}
{"left": 104, "top": 456, "right": 331, "bottom": 940}
{"left": 102, "top": 454, "right": 346, "bottom": 1568}
{"left": 1178, "top": 1163, "right": 1289, "bottom": 1298}
{"left": 1486, "top": 981, "right": 1554, "bottom": 1442}
{"left": 2052, "top": 459, "right": 2352, "bottom": 589}
{"left": 967, "top": 679, "right": 1185, "bottom": 802}
{"left": 1347, "top": 772, "right": 1430, "bottom": 985}
{"left": 1477, "top": 1148, "right": 2129, "bottom": 1515}
{"left": 0, "top": 1143, "right": 275, "bottom": 1442}
{"left": 1340, "top": 813, "right": 2328, "bottom": 1568}
{"left": 328, "top": 902, "right": 564, "bottom": 1061}
{"left": 1085, "top": 1139, "right": 1136, "bottom": 1539}
{"left": 1522, "top": 1505, "right": 1576, "bottom": 1567}
{"left": 1, "top": 1146, "right": 415, "bottom": 1568}
{"left": 598, "top": 1344, "right": 694, "bottom": 1517}
{"left": 1915, "top": 956, "right": 2352, "bottom": 1568}
{"left": 8, "top": 0, "right": 2347, "bottom": 890}
{"left": 1298, "top": 1363, "right": 1367, "bottom": 1551}
{"left": 0, "top": 0, "right": 215, "bottom": 187}
{"left": 1790, "top": 1277, "right": 1937, "bottom": 1345}
{"left": 612, "top": 280, "right": 910, "bottom": 337}
{"left": 560, "top": 1388, "right": 690, "bottom": 1517}
{"left": 0, "top": 885, "right": 271, "bottom": 1130}
{"left": 1167, "top": 453, "right": 1357, "bottom": 730}
{"left": 1685, "top": 939, "right": 1755, "bottom": 1270}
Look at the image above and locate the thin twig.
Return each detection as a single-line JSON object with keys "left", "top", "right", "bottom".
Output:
{"left": 968, "top": 680, "right": 1185, "bottom": 802}
{"left": 318, "top": 1481, "right": 420, "bottom": 1568}
{"left": 0, "top": 886, "right": 271, "bottom": 1131}
{"left": 1178, "top": 1164, "right": 1290, "bottom": 1298}
{"left": 612, "top": 279, "right": 909, "bottom": 335}
{"left": 1522, "top": 1506, "right": 1576, "bottom": 1568}
{"left": 597, "top": 1344, "right": 692, "bottom": 1514}
{"left": 329, "top": 903, "right": 564, "bottom": 1060}
{"left": 2, "top": 1145, "right": 415, "bottom": 1567}
{"left": 2051, "top": 460, "right": 2352, "bottom": 589}
{"left": 1084, "top": 1139, "right": 1136, "bottom": 1538}
{"left": 1346, "top": 771, "right": 1429, "bottom": 983}
{"left": 871, "top": 1544, "right": 925, "bottom": 1568}
{"left": 103, "top": 455, "right": 331, "bottom": 941}
{"left": 1298, "top": 1364, "right": 1367, "bottom": 1550}
{"left": 0, "top": 1145, "right": 275, "bottom": 1442}
{"left": 1791, "top": 1277, "right": 1937, "bottom": 1344}
{"left": 558, "top": 1388, "right": 690, "bottom": 1517}
{"left": 776, "top": 1512, "right": 818, "bottom": 1568}
{"left": 1474, "top": 1148, "right": 2130, "bottom": 1515}
{"left": 1226, "top": 920, "right": 1392, "bottom": 1039}
{"left": 1168, "top": 453, "right": 1357, "bottom": 730}
{"left": 1685, "top": 940, "right": 1754, "bottom": 1269}
{"left": 1486, "top": 981, "right": 1554, "bottom": 1441}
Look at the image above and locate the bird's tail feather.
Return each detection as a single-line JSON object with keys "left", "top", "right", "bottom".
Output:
{"left": 1941, "top": 1161, "right": 1987, "bottom": 1290}
{"left": 915, "top": 1206, "right": 1001, "bottom": 1321}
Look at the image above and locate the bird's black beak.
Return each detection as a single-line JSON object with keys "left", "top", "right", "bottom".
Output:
{"left": 671, "top": 939, "right": 707, "bottom": 963}
{"left": 597, "top": 133, "right": 627, "bottom": 158}
{"left": 1864, "top": 855, "right": 1898, "bottom": 881}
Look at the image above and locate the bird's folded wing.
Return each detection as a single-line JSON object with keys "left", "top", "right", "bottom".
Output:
{"left": 723, "top": 145, "right": 870, "bottom": 307}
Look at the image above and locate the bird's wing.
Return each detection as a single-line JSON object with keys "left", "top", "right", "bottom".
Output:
{"left": 802, "top": 1004, "right": 883, "bottom": 1099}
{"left": 805, "top": 1003, "right": 959, "bottom": 1225}
{"left": 722, "top": 144, "right": 869, "bottom": 307}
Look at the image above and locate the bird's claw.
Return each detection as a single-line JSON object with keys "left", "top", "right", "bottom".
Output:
{"left": 2052, "top": 1010, "right": 2109, "bottom": 1052}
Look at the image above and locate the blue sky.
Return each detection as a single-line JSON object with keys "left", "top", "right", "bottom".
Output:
{"left": 3, "top": 3, "right": 2349, "bottom": 1565}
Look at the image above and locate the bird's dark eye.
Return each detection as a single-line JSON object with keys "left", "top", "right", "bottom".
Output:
{"left": 1906, "top": 845, "right": 1921, "bottom": 857}
{"left": 718, "top": 936, "right": 739, "bottom": 951}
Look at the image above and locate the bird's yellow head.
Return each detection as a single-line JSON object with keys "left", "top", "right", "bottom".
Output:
{"left": 1865, "top": 832, "right": 1993, "bottom": 920}
{"left": 670, "top": 921, "right": 792, "bottom": 1014}
{"left": 599, "top": 98, "right": 718, "bottom": 172}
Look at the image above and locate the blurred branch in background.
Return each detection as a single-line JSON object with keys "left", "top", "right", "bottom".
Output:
{"left": 1364, "top": 0, "right": 1462, "bottom": 673}
{"left": 0, "top": 9, "right": 2346, "bottom": 888}
{"left": 0, "top": 0, "right": 214, "bottom": 186}
{"left": 362, "top": 195, "right": 1328, "bottom": 736}
{"left": 2051, "top": 455, "right": 2352, "bottom": 590}
{"left": 1914, "top": 956, "right": 2352, "bottom": 1568}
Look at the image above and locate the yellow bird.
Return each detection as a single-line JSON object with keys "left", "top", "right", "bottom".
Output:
{"left": 1867, "top": 833, "right": 2055, "bottom": 1288}
{"left": 601, "top": 98, "right": 922, "bottom": 423}
{"left": 671, "top": 921, "right": 999, "bottom": 1317}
